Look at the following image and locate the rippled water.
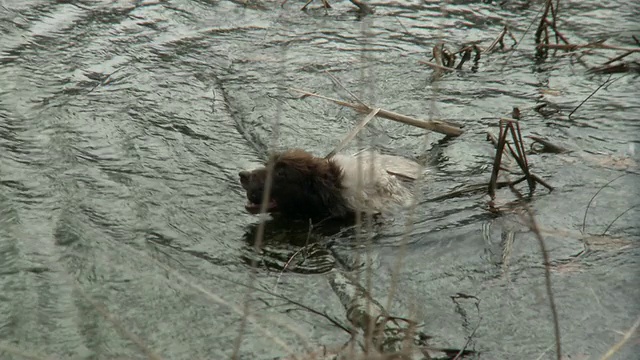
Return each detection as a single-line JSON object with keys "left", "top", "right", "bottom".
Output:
{"left": 1, "top": 0, "right": 638, "bottom": 359}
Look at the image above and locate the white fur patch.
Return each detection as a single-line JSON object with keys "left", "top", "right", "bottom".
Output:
{"left": 331, "top": 151, "right": 424, "bottom": 214}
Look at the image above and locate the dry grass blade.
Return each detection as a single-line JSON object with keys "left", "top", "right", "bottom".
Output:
{"left": 324, "top": 70, "right": 366, "bottom": 106}
{"left": 0, "top": 344, "right": 51, "bottom": 360}
{"left": 589, "top": 61, "right": 639, "bottom": 74}
{"left": 290, "top": 88, "right": 464, "bottom": 137}
{"left": 569, "top": 74, "right": 613, "bottom": 119}
{"left": 325, "top": 108, "right": 380, "bottom": 159}
{"left": 427, "top": 179, "right": 525, "bottom": 202}
{"left": 601, "top": 204, "right": 639, "bottom": 236}
{"left": 74, "top": 282, "right": 164, "bottom": 360}
{"left": 600, "top": 315, "right": 640, "bottom": 360}
{"left": 581, "top": 173, "right": 628, "bottom": 233}
{"left": 602, "top": 50, "right": 637, "bottom": 65}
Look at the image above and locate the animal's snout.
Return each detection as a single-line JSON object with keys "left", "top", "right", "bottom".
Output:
{"left": 239, "top": 170, "right": 251, "bottom": 189}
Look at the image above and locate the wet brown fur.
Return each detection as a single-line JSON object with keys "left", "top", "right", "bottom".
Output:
{"left": 239, "top": 149, "right": 350, "bottom": 219}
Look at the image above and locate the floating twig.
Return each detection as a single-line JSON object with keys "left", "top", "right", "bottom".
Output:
{"left": 290, "top": 88, "right": 464, "bottom": 137}
{"left": 527, "top": 135, "right": 569, "bottom": 154}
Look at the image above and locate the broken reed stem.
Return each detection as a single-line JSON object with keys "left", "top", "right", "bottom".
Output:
{"left": 535, "top": 0, "right": 553, "bottom": 46}
{"left": 486, "top": 26, "right": 507, "bottom": 53}
{"left": 488, "top": 122, "right": 509, "bottom": 198}
{"left": 488, "top": 119, "right": 554, "bottom": 199}
{"left": 506, "top": 120, "right": 535, "bottom": 193}
{"left": 543, "top": 19, "right": 570, "bottom": 45}
{"left": 527, "top": 136, "right": 568, "bottom": 154}
{"left": 290, "top": 88, "right": 464, "bottom": 137}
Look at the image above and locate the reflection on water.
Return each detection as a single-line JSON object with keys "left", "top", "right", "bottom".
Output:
{"left": 0, "top": 0, "right": 638, "bottom": 359}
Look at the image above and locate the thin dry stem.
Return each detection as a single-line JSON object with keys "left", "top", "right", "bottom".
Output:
{"left": 326, "top": 108, "right": 380, "bottom": 159}
{"left": 524, "top": 207, "right": 562, "bottom": 360}
{"left": 601, "top": 204, "right": 640, "bottom": 236}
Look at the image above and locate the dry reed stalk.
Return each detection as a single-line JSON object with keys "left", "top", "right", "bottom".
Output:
{"left": 289, "top": 88, "right": 464, "bottom": 137}
{"left": 534, "top": 0, "right": 569, "bottom": 58}
{"left": 488, "top": 119, "right": 554, "bottom": 199}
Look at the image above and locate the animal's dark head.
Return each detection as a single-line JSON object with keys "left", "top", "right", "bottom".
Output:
{"left": 238, "top": 149, "right": 348, "bottom": 219}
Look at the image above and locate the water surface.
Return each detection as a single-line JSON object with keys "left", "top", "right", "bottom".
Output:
{"left": 0, "top": 0, "right": 638, "bottom": 359}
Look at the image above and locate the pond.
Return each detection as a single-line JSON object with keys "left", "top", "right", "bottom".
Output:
{"left": 0, "top": 0, "right": 638, "bottom": 359}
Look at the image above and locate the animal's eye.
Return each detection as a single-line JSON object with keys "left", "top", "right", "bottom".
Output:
{"left": 273, "top": 167, "right": 286, "bottom": 179}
